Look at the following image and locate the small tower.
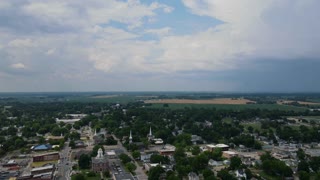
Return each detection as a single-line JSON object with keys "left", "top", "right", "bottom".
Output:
{"left": 129, "top": 130, "right": 133, "bottom": 144}
{"left": 96, "top": 148, "right": 104, "bottom": 159}
{"left": 94, "top": 129, "right": 97, "bottom": 136}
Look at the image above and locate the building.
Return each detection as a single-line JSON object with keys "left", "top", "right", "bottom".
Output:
{"left": 31, "top": 165, "right": 55, "bottom": 175}
{"left": 158, "top": 144, "right": 176, "bottom": 156}
{"left": 188, "top": 172, "right": 199, "bottom": 180}
{"left": 106, "top": 150, "right": 117, "bottom": 159}
{"left": 2, "top": 160, "right": 18, "bottom": 167}
{"left": 33, "top": 152, "right": 60, "bottom": 162}
{"left": 222, "top": 151, "right": 238, "bottom": 159}
{"left": 91, "top": 148, "right": 109, "bottom": 173}
{"left": 31, "top": 144, "right": 52, "bottom": 151}
{"left": 153, "top": 138, "right": 164, "bottom": 145}
{"left": 206, "top": 144, "right": 229, "bottom": 151}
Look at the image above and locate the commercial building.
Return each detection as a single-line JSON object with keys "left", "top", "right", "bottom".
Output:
{"left": 33, "top": 152, "right": 60, "bottom": 162}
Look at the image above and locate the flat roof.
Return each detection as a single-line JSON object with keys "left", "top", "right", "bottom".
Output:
{"left": 106, "top": 151, "right": 116, "bottom": 156}
{"left": 31, "top": 165, "right": 54, "bottom": 172}
{"left": 33, "top": 152, "right": 59, "bottom": 157}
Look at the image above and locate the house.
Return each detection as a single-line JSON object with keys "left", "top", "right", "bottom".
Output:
{"left": 191, "top": 135, "right": 203, "bottom": 145}
{"left": 235, "top": 169, "right": 247, "bottom": 180}
{"left": 222, "top": 151, "right": 238, "bottom": 159}
{"left": 188, "top": 172, "right": 199, "bottom": 180}
{"left": 207, "top": 144, "right": 229, "bottom": 151}
{"left": 208, "top": 159, "right": 223, "bottom": 167}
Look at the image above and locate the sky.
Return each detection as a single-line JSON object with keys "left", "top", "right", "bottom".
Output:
{"left": 0, "top": 0, "right": 320, "bottom": 92}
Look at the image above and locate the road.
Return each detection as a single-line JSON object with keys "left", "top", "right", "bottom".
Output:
{"left": 56, "top": 141, "right": 72, "bottom": 180}
{"left": 112, "top": 135, "right": 148, "bottom": 180}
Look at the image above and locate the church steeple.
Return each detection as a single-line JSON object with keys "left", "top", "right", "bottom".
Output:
{"left": 148, "top": 126, "right": 154, "bottom": 141}
{"left": 129, "top": 130, "right": 133, "bottom": 144}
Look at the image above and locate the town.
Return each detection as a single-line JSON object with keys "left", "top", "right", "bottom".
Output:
{"left": 0, "top": 93, "right": 320, "bottom": 180}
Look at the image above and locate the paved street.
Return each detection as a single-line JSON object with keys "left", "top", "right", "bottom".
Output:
{"left": 56, "top": 141, "right": 72, "bottom": 180}
{"left": 112, "top": 135, "right": 148, "bottom": 180}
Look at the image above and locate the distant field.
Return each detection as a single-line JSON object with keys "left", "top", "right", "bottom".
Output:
{"left": 68, "top": 95, "right": 147, "bottom": 104}
{"left": 145, "top": 98, "right": 255, "bottom": 105}
{"left": 91, "top": 95, "right": 120, "bottom": 98}
{"left": 277, "top": 100, "right": 320, "bottom": 105}
{"left": 146, "top": 103, "right": 308, "bottom": 112}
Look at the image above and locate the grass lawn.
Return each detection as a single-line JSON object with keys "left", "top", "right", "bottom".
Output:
{"left": 71, "top": 170, "right": 103, "bottom": 180}
{"left": 32, "top": 160, "right": 58, "bottom": 167}
{"left": 241, "top": 122, "right": 262, "bottom": 131}
{"left": 251, "top": 170, "right": 281, "bottom": 180}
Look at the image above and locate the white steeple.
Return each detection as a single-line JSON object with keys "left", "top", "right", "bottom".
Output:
{"left": 94, "top": 129, "right": 97, "bottom": 136}
{"left": 129, "top": 130, "right": 133, "bottom": 143}
{"left": 149, "top": 126, "right": 152, "bottom": 136}
{"left": 96, "top": 148, "right": 104, "bottom": 159}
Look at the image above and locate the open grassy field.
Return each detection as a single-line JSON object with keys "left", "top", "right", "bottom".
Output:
{"left": 32, "top": 160, "right": 58, "bottom": 167}
{"left": 145, "top": 98, "right": 255, "bottom": 104}
{"left": 146, "top": 103, "right": 308, "bottom": 112}
{"left": 68, "top": 95, "right": 148, "bottom": 104}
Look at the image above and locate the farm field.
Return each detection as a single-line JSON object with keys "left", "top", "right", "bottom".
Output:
{"left": 146, "top": 103, "right": 308, "bottom": 112}
{"left": 145, "top": 98, "right": 255, "bottom": 104}
{"left": 277, "top": 100, "right": 320, "bottom": 105}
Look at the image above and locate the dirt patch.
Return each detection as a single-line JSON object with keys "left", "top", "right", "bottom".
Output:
{"left": 145, "top": 98, "right": 255, "bottom": 105}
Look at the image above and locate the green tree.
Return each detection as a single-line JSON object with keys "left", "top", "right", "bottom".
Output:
{"left": 202, "top": 169, "right": 215, "bottom": 179}
{"left": 297, "top": 148, "right": 306, "bottom": 161}
{"left": 125, "top": 162, "right": 137, "bottom": 173}
{"left": 191, "top": 146, "right": 201, "bottom": 155}
{"left": 299, "top": 171, "right": 310, "bottom": 180}
{"left": 298, "top": 160, "right": 309, "bottom": 172}
{"left": 72, "top": 173, "right": 85, "bottom": 180}
{"left": 132, "top": 150, "right": 141, "bottom": 160}
{"left": 148, "top": 166, "right": 165, "bottom": 180}
{"left": 78, "top": 154, "right": 91, "bottom": 169}
{"left": 229, "top": 156, "right": 242, "bottom": 170}
{"left": 69, "top": 140, "right": 75, "bottom": 149}
{"left": 217, "top": 169, "right": 237, "bottom": 180}
{"left": 119, "top": 153, "right": 131, "bottom": 164}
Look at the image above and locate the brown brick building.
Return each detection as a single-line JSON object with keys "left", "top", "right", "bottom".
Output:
{"left": 91, "top": 148, "right": 109, "bottom": 173}
{"left": 33, "top": 152, "right": 60, "bottom": 162}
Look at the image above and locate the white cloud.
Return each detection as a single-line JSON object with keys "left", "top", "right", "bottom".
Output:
{"left": 11, "top": 63, "right": 26, "bottom": 69}
{"left": 1, "top": 0, "right": 320, "bottom": 89}
{"left": 8, "top": 38, "right": 35, "bottom": 47}
{"left": 145, "top": 27, "right": 171, "bottom": 37}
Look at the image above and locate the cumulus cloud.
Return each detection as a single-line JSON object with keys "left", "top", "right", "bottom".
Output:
{"left": 0, "top": 0, "right": 319, "bottom": 91}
